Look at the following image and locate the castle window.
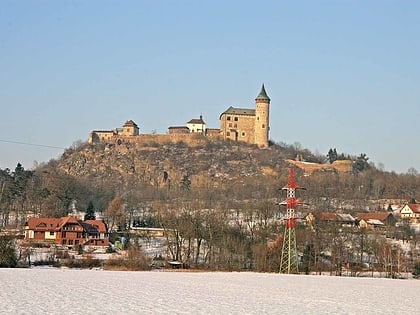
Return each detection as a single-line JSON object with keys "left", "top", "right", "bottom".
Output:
{"left": 241, "top": 132, "right": 245, "bottom": 137}
{"left": 262, "top": 124, "right": 265, "bottom": 128}
{"left": 234, "top": 117, "right": 238, "bottom": 121}
{"left": 257, "top": 117, "right": 259, "bottom": 120}
{"left": 227, "top": 116, "right": 231, "bottom": 121}
{"left": 226, "top": 132, "right": 230, "bottom": 136}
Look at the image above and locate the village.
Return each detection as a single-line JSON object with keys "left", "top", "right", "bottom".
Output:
{"left": 10, "top": 199, "right": 418, "bottom": 276}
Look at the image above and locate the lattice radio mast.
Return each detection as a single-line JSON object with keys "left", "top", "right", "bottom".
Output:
{"left": 279, "top": 166, "right": 305, "bottom": 274}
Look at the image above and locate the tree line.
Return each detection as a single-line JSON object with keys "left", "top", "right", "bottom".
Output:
{"left": 0, "top": 142, "right": 419, "bottom": 274}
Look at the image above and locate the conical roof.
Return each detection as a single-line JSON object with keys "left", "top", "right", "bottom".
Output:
{"left": 255, "top": 84, "right": 270, "bottom": 101}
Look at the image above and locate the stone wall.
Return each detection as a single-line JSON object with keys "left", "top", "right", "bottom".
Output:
{"left": 108, "top": 133, "right": 222, "bottom": 148}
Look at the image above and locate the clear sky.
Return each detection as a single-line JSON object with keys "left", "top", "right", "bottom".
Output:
{"left": 1, "top": 1, "right": 419, "bottom": 173}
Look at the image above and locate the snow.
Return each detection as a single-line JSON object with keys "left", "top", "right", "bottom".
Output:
{"left": 0, "top": 269, "right": 419, "bottom": 314}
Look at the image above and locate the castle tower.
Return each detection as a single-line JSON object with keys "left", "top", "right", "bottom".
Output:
{"left": 121, "top": 120, "right": 139, "bottom": 136}
{"left": 254, "top": 84, "right": 270, "bottom": 148}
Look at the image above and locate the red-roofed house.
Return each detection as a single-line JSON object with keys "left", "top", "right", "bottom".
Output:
{"left": 305, "top": 212, "right": 356, "bottom": 227}
{"left": 25, "top": 217, "right": 109, "bottom": 247}
{"left": 355, "top": 212, "right": 396, "bottom": 229}
{"left": 400, "top": 204, "right": 420, "bottom": 223}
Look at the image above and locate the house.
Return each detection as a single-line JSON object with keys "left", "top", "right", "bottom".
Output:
{"left": 24, "top": 216, "right": 109, "bottom": 247}
{"left": 399, "top": 204, "right": 420, "bottom": 223}
{"left": 355, "top": 212, "right": 397, "bottom": 229}
{"left": 186, "top": 116, "right": 206, "bottom": 134}
{"left": 305, "top": 212, "right": 356, "bottom": 227}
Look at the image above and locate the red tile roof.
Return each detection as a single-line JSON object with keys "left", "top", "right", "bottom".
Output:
{"left": 407, "top": 204, "right": 420, "bottom": 213}
{"left": 25, "top": 218, "right": 61, "bottom": 231}
{"left": 355, "top": 212, "right": 393, "bottom": 221}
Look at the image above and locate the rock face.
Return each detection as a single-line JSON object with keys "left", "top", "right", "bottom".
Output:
{"left": 286, "top": 159, "right": 353, "bottom": 175}
{"left": 57, "top": 140, "right": 289, "bottom": 189}
{"left": 57, "top": 140, "right": 354, "bottom": 191}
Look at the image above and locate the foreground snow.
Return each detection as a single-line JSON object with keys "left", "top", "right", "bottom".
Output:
{"left": 0, "top": 268, "right": 418, "bottom": 314}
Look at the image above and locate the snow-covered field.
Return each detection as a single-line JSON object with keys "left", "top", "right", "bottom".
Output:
{"left": 0, "top": 268, "right": 418, "bottom": 315}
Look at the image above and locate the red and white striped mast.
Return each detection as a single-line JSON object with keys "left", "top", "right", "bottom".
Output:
{"left": 279, "top": 166, "right": 305, "bottom": 273}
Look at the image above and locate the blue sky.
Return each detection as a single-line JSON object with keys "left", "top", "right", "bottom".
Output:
{"left": 1, "top": 1, "right": 419, "bottom": 173}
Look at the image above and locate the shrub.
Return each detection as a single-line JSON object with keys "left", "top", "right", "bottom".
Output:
{"left": 413, "top": 262, "right": 420, "bottom": 279}
{"left": 0, "top": 236, "right": 17, "bottom": 268}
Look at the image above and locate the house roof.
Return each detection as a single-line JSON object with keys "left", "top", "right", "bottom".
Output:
{"left": 407, "top": 204, "right": 420, "bottom": 213}
{"left": 25, "top": 218, "right": 61, "bottom": 231}
{"left": 221, "top": 106, "right": 256, "bottom": 117}
{"left": 25, "top": 217, "right": 108, "bottom": 234}
{"left": 310, "top": 212, "right": 355, "bottom": 222}
{"left": 84, "top": 220, "right": 107, "bottom": 233}
{"left": 336, "top": 213, "right": 355, "bottom": 222}
{"left": 168, "top": 126, "right": 190, "bottom": 130}
{"left": 365, "top": 219, "right": 385, "bottom": 226}
{"left": 187, "top": 115, "right": 205, "bottom": 125}
{"left": 315, "top": 212, "right": 337, "bottom": 221}
{"left": 123, "top": 120, "right": 139, "bottom": 128}
{"left": 356, "top": 212, "right": 393, "bottom": 221}
{"left": 57, "top": 216, "right": 81, "bottom": 230}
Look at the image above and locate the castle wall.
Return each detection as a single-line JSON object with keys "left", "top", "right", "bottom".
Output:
{"left": 95, "top": 133, "right": 222, "bottom": 148}
{"left": 89, "top": 131, "right": 116, "bottom": 144}
{"left": 89, "top": 86, "right": 270, "bottom": 148}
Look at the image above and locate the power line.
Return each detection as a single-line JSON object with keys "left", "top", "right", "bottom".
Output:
{"left": 0, "top": 139, "right": 66, "bottom": 150}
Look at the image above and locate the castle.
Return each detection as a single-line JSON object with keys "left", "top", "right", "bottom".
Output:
{"left": 88, "top": 85, "right": 271, "bottom": 148}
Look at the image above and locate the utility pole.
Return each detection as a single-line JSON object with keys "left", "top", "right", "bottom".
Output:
{"left": 279, "top": 166, "right": 305, "bottom": 274}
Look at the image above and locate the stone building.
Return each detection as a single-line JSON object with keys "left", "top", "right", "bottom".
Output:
{"left": 89, "top": 120, "right": 139, "bottom": 143}
{"left": 88, "top": 85, "right": 271, "bottom": 148}
{"left": 219, "top": 84, "right": 270, "bottom": 148}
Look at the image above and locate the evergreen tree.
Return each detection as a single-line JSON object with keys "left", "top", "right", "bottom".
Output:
{"left": 327, "top": 148, "right": 338, "bottom": 164}
{"left": 84, "top": 201, "right": 96, "bottom": 220}
{"left": 353, "top": 153, "right": 370, "bottom": 174}
{"left": 180, "top": 175, "right": 191, "bottom": 191}
{"left": 0, "top": 236, "right": 17, "bottom": 267}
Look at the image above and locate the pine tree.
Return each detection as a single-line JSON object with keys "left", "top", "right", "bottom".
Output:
{"left": 180, "top": 175, "right": 191, "bottom": 191}
{"left": 84, "top": 201, "right": 96, "bottom": 220}
{"left": 0, "top": 236, "right": 17, "bottom": 268}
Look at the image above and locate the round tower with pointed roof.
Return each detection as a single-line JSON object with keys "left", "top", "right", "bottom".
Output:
{"left": 254, "top": 84, "right": 270, "bottom": 148}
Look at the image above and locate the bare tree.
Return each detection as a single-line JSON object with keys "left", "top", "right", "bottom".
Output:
{"left": 104, "top": 195, "right": 126, "bottom": 231}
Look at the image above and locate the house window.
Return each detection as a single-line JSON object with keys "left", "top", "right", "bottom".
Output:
{"left": 68, "top": 240, "right": 73, "bottom": 245}
{"left": 228, "top": 123, "right": 232, "bottom": 128}
{"left": 226, "top": 132, "right": 230, "bottom": 136}
{"left": 234, "top": 117, "right": 238, "bottom": 121}
{"left": 234, "top": 124, "right": 237, "bottom": 128}
{"left": 227, "top": 116, "right": 231, "bottom": 121}
{"left": 49, "top": 231, "right": 54, "bottom": 236}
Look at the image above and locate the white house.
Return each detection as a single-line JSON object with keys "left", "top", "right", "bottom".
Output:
{"left": 400, "top": 204, "right": 420, "bottom": 223}
{"left": 186, "top": 116, "right": 206, "bottom": 134}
